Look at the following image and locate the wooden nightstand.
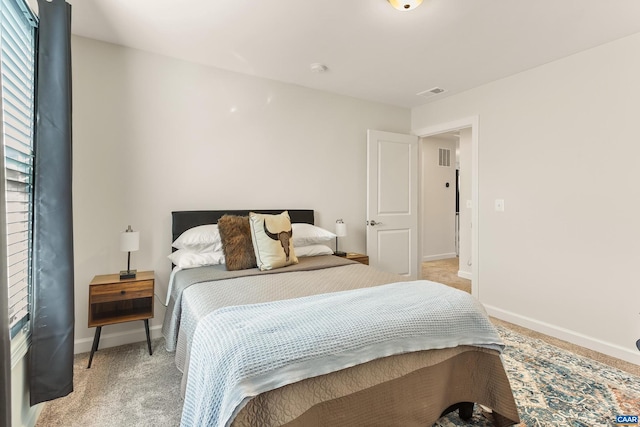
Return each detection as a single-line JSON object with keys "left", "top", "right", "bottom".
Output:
{"left": 87, "top": 270, "right": 154, "bottom": 368}
{"left": 345, "top": 252, "right": 369, "bottom": 265}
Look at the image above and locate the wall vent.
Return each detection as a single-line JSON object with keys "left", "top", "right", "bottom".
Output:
{"left": 438, "top": 148, "right": 451, "bottom": 167}
{"left": 417, "top": 87, "right": 447, "bottom": 99}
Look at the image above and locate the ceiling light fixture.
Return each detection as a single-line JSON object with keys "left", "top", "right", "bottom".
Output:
{"left": 387, "top": 0, "right": 423, "bottom": 11}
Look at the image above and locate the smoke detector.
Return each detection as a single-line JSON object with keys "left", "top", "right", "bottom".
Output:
{"left": 310, "top": 63, "right": 329, "bottom": 73}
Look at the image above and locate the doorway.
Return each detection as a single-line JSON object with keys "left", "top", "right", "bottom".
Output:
{"left": 420, "top": 130, "right": 471, "bottom": 287}
{"left": 414, "top": 117, "right": 479, "bottom": 297}
{"left": 419, "top": 132, "right": 459, "bottom": 263}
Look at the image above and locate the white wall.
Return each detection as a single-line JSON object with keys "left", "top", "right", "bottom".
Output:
{"left": 10, "top": 330, "right": 43, "bottom": 427}
{"left": 458, "top": 128, "right": 472, "bottom": 278}
{"left": 420, "top": 136, "right": 456, "bottom": 261}
{"left": 412, "top": 32, "right": 640, "bottom": 364}
{"left": 11, "top": 355, "right": 42, "bottom": 427}
{"left": 71, "top": 36, "right": 410, "bottom": 352}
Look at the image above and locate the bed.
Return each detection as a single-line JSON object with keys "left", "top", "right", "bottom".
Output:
{"left": 162, "top": 209, "right": 520, "bottom": 427}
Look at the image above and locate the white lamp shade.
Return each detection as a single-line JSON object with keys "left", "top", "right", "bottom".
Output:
{"left": 120, "top": 230, "right": 140, "bottom": 252}
{"left": 335, "top": 222, "right": 347, "bottom": 237}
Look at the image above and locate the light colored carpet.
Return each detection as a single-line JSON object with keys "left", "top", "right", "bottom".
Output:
{"left": 422, "top": 258, "right": 470, "bottom": 293}
{"left": 36, "top": 339, "right": 183, "bottom": 427}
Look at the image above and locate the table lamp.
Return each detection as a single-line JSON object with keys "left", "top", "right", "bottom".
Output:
{"left": 335, "top": 219, "right": 347, "bottom": 257}
{"left": 120, "top": 225, "right": 139, "bottom": 279}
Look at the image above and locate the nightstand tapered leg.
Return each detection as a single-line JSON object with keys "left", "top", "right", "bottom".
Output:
{"left": 87, "top": 326, "right": 102, "bottom": 369}
{"left": 144, "top": 319, "right": 152, "bottom": 356}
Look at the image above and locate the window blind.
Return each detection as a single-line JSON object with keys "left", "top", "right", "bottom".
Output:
{"left": 1, "top": 0, "right": 36, "bottom": 339}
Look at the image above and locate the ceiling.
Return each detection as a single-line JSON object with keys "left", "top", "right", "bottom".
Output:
{"left": 57, "top": 0, "right": 640, "bottom": 108}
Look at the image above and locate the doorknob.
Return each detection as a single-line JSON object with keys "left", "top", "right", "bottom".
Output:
{"left": 367, "top": 220, "right": 382, "bottom": 226}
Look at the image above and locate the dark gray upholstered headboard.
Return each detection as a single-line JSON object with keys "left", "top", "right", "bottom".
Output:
{"left": 171, "top": 210, "right": 315, "bottom": 244}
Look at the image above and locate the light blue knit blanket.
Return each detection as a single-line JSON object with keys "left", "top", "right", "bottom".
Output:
{"left": 180, "top": 280, "right": 503, "bottom": 427}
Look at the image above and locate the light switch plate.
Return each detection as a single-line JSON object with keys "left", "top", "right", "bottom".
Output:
{"left": 495, "top": 199, "right": 505, "bottom": 212}
{"left": 466, "top": 200, "right": 472, "bottom": 209}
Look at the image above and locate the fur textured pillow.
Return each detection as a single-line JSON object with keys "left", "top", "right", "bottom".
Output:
{"left": 217, "top": 215, "right": 257, "bottom": 271}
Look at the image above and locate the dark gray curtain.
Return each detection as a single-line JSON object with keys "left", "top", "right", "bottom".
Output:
{"left": 29, "top": 0, "right": 74, "bottom": 406}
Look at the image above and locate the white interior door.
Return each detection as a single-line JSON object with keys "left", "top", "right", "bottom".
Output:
{"left": 366, "top": 130, "right": 418, "bottom": 279}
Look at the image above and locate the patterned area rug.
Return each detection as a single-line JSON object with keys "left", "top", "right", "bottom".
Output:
{"left": 437, "top": 326, "right": 640, "bottom": 426}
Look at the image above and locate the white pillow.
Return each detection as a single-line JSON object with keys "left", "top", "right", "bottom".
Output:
{"left": 167, "top": 249, "right": 225, "bottom": 269}
{"left": 295, "top": 244, "right": 334, "bottom": 257}
{"left": 292, "top": 223, "right": 336, "bottom": 247}
{"left": 172, "top": 224, "right": 222, "bottom": 252}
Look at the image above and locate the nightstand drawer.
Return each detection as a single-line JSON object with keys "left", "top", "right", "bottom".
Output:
{"left": 90, "top": 280, "right": 154, "bottom": 304}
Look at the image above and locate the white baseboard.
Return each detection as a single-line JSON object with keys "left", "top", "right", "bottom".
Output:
{"left": 24, "top": 403, "right": 44, "bottom": 427}
{"left": 74, "top": 324, "right": 163, "bottom": 354}
{"left": 457, "top": 270, "right": 472, "bottom": 280}
{"left": 485, "top": 305, "right": 640, "bottom": 365}
{"left": 422, "top": 253, "right": 457, "bottom": 262}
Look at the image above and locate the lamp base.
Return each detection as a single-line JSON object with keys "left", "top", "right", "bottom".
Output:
{"left": 334, "top": 251, "right": 347, "bottom": 257}
{"left": 120, "top": 269, "right": 137, "bottom": 280}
